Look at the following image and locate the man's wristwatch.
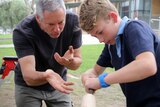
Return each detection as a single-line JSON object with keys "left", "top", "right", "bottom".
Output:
{"left": 98, "top": 72, "right": 110, "bottom": 88}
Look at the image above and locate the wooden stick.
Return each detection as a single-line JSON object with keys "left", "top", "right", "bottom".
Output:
{"left": 81, "top": 90, "right": 96, "bottom": 107}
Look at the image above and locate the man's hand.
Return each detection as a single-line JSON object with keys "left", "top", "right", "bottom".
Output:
{"left": 46, "top": 69, "right": 74, "bottom": 94}
{"left": 54, "top": 46, "right": 74, "bottom": 66}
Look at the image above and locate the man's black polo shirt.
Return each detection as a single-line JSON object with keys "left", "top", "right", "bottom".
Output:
{"left": 13, "top": 11, "right": 82, "bottom": 91}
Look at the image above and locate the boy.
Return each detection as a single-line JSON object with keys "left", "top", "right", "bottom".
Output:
{"left": 79, "top": 0, "right": 160, "bottom": 107}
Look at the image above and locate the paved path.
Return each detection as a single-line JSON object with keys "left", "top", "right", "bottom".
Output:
{"left": 0, "top": 34, "right": 102, "bottom": 48}
{"left": 82, "top": 33, "right": 102, "bottom": 45}
{"left": 0, "top": 44, "right": 14, "bottom": 48}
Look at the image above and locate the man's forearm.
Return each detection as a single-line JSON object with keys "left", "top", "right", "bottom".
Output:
{"left": 24, "top": 71, "right": 48, "bottom": 86}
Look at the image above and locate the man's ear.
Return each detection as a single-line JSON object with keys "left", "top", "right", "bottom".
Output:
{"left": 108, "top": 12, "right": 118, "bottom": 23}
{"left": 35, "top": 14, "right": 41, "bottom": 23}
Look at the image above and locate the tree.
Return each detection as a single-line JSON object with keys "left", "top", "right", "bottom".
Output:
{"left": 0, "top": 0, "right": 28, "bottom": 30}
{"left": 24, "top": 0, "right": 35, "bottom": 14}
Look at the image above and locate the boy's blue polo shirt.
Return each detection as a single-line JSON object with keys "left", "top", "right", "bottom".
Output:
{"left": 97, "top": 19, "right": 160, "bottom": 107}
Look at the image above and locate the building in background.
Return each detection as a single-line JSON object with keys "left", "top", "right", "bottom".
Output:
{"left": 65, "top": 0, "right": 81, "bottom": 14}
{"left": 65, "top": 0, "right": 160, "bottom": 35}
{"left": 111, "top": 0, "right": 160, "bottom": 35}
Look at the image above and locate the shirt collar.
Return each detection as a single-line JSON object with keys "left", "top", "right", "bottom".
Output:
{"left": 115, "top": 16, "right": 129, "bottom": 58}
{"left": 116, "top": 16, "right": 129, "bottom": 37}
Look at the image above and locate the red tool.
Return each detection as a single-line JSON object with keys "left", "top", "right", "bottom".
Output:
{"left": 0, "top": 56, "right": 18, "bottom": 87}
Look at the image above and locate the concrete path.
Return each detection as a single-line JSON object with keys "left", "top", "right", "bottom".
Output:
{"left": 0, "top": 44, "right": 14, "bottom": 48}
{"left": 0, "top": 34, "right": 102, "bottom": 48}
{"left": 82, "top": 33, "right": 101, "bottom": 45}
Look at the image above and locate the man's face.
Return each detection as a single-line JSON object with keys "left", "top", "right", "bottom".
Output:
{"left": 88, "top": 18, "right": 118, "bottom": 45}
{"left": 37, "top": 8, "right": 65, "bottom": 38}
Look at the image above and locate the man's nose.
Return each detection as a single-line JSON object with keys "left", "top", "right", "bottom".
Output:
{"left": 53, "top": 24, "right": 60, "bottom": 32}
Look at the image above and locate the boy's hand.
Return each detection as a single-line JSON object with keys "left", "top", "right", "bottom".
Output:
{"left": 81, "top": 69, "right": 98, "bottom": 92}
{"left": 84, "top": 78, "right": 101, "bottom": 92}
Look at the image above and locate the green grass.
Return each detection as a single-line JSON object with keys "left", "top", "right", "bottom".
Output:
{"left": 0, "top": 40, "right": 13, "bottom": 45}
{"left": 0, "top": 34, "right": 12, "bottom": 38}
{"left": 69, "top": 44, "right": 105, "bottom": 74}
{"left": 69, "top": 44, "right": 114, "bottom": 74}
{"left": 0, "top": 34, "right": 13, "bottom": 45}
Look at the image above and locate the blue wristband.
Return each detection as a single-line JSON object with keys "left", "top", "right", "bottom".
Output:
{"left": 98, "top": 72, "right": 110, "bottom": 88}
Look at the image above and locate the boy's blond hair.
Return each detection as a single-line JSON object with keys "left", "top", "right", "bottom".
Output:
{"left": 79, "top": 0, "right": 118, "bottom": 32}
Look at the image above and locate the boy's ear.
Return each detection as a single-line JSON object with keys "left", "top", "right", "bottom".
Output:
{"left": 108, "top": 12, "right": 118, "bottom": 23}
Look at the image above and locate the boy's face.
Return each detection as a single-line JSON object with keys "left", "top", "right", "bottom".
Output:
{"left": 36, "top": 8, "right": 65, "bottom": 38}
{"left": 88, "top": 15, "right": 118, "bottom": 45}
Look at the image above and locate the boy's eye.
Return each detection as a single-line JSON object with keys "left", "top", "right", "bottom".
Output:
{"left": 91, "top": 35, "right": 96, "bottom": 37}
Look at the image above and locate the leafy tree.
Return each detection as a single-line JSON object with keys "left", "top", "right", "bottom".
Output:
{"left": 24, "top": 0, "right": 35, "bottom": 14}
{"left": 0, "top": 0, "right": 28, "bottom": 30}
